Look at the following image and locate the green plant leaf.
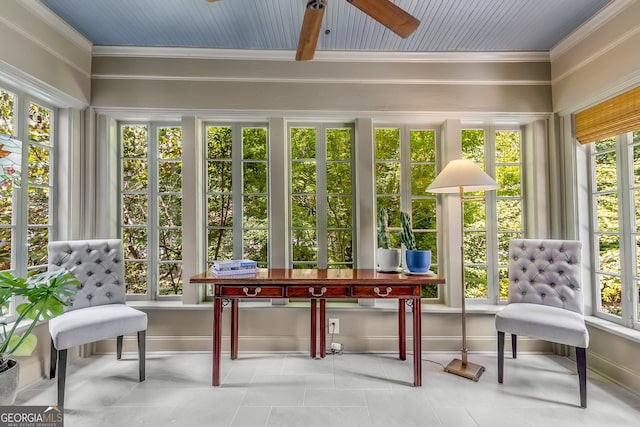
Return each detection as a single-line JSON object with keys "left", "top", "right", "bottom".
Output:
{"left": 7, "top": 333, "right": 37, "bottom": 357}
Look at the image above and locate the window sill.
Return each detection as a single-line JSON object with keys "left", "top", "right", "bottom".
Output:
{"left": 585, "top": 315, "right": 640, "bottom": 345}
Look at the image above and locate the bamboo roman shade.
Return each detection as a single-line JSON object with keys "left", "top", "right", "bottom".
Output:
{"left": 575, "top": 86, "right": 640, "bottom": 144}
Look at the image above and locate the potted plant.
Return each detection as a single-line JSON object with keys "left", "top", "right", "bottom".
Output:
{"left": 377, "top": 207, "right": 401, "bottom": 272}
{"left": 0, "top": 269, "right": 80, "bottom": 404}
{"left": 400, "top": 211, "right": 432, "bottom": 273}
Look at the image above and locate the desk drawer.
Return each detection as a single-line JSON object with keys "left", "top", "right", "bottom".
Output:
{"left": 286, "top": 286, "right": 350, "bottom": 298}
{"left": 352, "top": 286, "right": 416, "bottom": 298}
{"left": 219, "top": 286, "right": 283, "bottom": 298}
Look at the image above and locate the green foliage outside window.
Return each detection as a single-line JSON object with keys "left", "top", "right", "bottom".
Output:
{"left": 121, "top": 125, "right": 183, "bottom": 296}
{"left": 592, "top": 136, "right": 623, "bottom": 316}
{"left": 291, "top": 126, "right": 353, "bottom": 268}
{"left": 462, "top": 129, "right": 522, "bottom": 300}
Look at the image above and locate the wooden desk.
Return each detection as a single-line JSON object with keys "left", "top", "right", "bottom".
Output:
{"left": 190, "top": 268, "right": 445, "bottom": 387}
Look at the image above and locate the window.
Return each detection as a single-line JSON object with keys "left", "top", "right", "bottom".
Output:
{"left": 290, "top": 124, "right": 354, "bottom": 269}
{"left": 461, "top": 128, "right": 523, "bottom": 302}
{"left": 0, "top": 86, "right": 56, "bottom": 316}
{"left": 120, "top": 123, "right": 183, "bottom": 299}
{"left": 375, "top": 126, "right": 439, "bottom": 298}
{"left": 589, "top": 130, "right": 640, "bottom": 326}
{"left": 206, "top": 124, "right": 269, "bottom": 267}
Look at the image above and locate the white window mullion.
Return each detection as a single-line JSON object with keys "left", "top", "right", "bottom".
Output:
{"left": 486, "top": 128, "right": 499, "bottom": 304}
{"left": 316, "top": 125, "right": 328, "bottom": 268}
{"left": 232, "top": 124, "right": 244, "bottom": 260}
{"left": 619, "top": 133, "right": 635, "bottom": 327}
{"left": 148, "top": 123, "right": 160, "bottom": 298}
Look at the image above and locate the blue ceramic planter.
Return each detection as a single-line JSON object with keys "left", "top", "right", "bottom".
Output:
{"left": 405, "top": 250, "right": 431, "bottom": 273}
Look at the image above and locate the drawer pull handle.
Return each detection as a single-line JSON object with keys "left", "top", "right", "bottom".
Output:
{"left": 243, "top": 287, "right": 261, "bottom": 297}
{"left": 374, "top": 287, "right": 392, "bottom": 297}
{"left": 309, "top": 287, "right": 327, "bottom": 297}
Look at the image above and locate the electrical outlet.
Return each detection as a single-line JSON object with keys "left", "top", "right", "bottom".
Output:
{"left": 329, "top": 318, "right": 339, "bottom": 334}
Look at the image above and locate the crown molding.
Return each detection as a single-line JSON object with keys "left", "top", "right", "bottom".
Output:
{"left": 550, "top": 0, "right": 635, "bottom": 61}
{"left": 92, "top": 46, "right": 549, "bottom": 64}
{"left": 18, "top": 0, "right": 93, "bottom": 52}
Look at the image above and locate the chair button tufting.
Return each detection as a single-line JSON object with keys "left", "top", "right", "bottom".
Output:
{"left": 570, "top": 284, "right": 575, "bottom": 289}
{"left": 96, "top": 259, "right": 101, "bottom": 264}
{"left": 87, "top": 294, "right": 92, "bottom": 300}
{"left": 57, "top": 262, "right": 62, "bottom": 266}
{"left": 550, "top": 283, "right": 556, "bottom": 287}
{"left": 538, "top": 269, "right": 543, "bottom": 273}
{"left": 561, "top": 297, "right": 566, "bottom": 302}
{"left": 87, "top": 271, "right": 93, "bottom": 276}
{"left": 105, "top": 270, "right": 111, "bottom": 274}
{"left": 106, "top": 292, "right": 111, "bottom": 297}
{"left": 522, "top": 268, "right": 527, "bottom": 272}
{"left": 67, "top": 250, "right": 73, "bottom": 254}
{"left": 560, "top": 248, "right": 564, "bottom": 252}
{"left": 559, "top": 270, "right": 564, "bottom": 275}
{"left": 76, "top": 261, "right": 82, "bottom": 265}
{"left": 515, "top": 279, "right": 519, "bottom": 283}
{"left": 115, "top": 280, "right": 120, "bottom": 285}
{"left": 540, "top": 246, "right": 544, "bottom": 251}
{"left": 87, "top": 248, "right": 91, "bottom": 253}
{"left": 530, "top": 257, "right": 535, "bottom": 262}
{"left": 513, "top": 256, "right": 518, "bottom": 260}
{"left": 541, "top": 293, "right": 546, "bottom": 297}
{"left": 521, "top": 291, "right": 526, "bottom": 295}
{"left": 96, "top": 282, "right": 102, "bottom": 287}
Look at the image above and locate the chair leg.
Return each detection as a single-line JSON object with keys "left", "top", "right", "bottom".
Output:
{"left": 511, "top": 334, "right": 517, "bottom": 358}
{"left": 497, "top": 331, "right": 504, "bottom": 384}
{"left": 57, "top": 349, "right": 67, "bottom": 408}
{"left": 138, "top": 330, "right": 146, "bottom": 382}
{"left": 49, "top": 339, "right": 57, "bottom": 380}
{"left": 116, "top": 335, "right": 123, "bottom": 360}
{"left": 577, "top": 347, "right": 587, "bottom": 408}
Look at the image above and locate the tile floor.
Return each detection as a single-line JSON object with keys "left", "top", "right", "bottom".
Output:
{"left": 15, "top": 351, "right": 640, "bottom": 427}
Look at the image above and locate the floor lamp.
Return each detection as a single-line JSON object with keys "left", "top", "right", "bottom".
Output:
{"left": 427, "top": 159, "right": 499, "bottom": 381}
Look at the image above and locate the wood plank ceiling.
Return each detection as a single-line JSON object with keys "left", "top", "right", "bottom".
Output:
{"left": 41, "top": 0, "right": 611, "bottom": 54}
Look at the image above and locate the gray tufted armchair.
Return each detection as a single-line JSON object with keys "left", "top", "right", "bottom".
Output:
{"left": 495, "top": 239, "right": 589, "bottom": 408}
{"left": 48, "top": 239, "right": 147, "bottom": 407}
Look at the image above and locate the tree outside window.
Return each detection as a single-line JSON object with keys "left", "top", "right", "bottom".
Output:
{"left": 290, "top": 125, "right": 354, "bottom": 269}
{"left": 121, "top": 123, "right": 183, "bottom": 298}
{"left": 461, "top": 128, "right": 522, "bottom": 301}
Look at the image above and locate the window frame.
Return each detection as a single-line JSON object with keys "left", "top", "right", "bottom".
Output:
{"left": 588, "top": 131, "right": 639, "bottom": 328}
{"left": 119, "top": 120, "right": 183, "bottom": 301}
{"left": 0, "top": 85, "right": 57, "bottom": 319}
{"left": 460, "top": 125, "right": 524, "bottom": 305}
{"left": 288, "top": 122, "right": 356, "bottom": 270}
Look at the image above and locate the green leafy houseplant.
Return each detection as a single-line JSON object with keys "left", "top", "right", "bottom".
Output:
{"left": 0, "top": 269, "right": 80, "bottom": 373}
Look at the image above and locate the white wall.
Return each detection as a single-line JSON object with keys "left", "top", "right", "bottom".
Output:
{"left": 550, "top": 0, "right": 640, "bottom": 397}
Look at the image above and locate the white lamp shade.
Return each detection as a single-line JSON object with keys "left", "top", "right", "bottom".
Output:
{"left": 427, "top": 159, "right": 499, "bottom": 193}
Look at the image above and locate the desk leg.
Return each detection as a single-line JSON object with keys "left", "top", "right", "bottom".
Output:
{"left": 231, "top": 299, "right": 238, "bottom": 360}
{"left": 399, "top": 299, "right": 406, "bottom": 360}
{"left": 320, "top": 299, "right": 326, "bottom": 358}
{"left": 310, "top": 299, "right": 317, "bottom": 358}
{"left": 213, "top": 298, "right": 222, "bottom": 386}
{"left": 412, "top": 298, "right": 422, "bottom": 386}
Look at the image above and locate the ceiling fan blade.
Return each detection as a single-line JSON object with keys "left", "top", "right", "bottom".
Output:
{"left": 296, "top": 0, "right": 327, "bottom": 61}
{"left": 347, "top": 0, "right": 419, "bottom": 38}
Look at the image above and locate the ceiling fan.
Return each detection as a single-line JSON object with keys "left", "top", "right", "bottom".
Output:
{"left": 207, "top": 0, "right": 420, "bottom": 61}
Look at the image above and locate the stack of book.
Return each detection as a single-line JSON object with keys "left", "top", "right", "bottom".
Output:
{"left": 211, "top": 259, "right": 258, "bottom": 276}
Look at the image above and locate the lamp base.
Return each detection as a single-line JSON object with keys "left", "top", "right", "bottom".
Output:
{"left": 444, "top": 358, "right": 485, "bottom": 382}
